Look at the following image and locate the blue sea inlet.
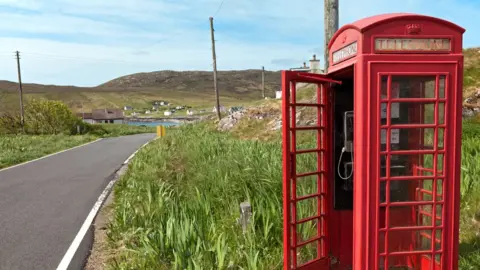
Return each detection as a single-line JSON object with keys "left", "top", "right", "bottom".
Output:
{"left": 127, "top": 121, "right": 180, "bottom": 127}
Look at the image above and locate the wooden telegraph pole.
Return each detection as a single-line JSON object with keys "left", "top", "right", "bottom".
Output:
{"left": 324, "top": 0, "right": 339, "bottom": 72}
{"left": 209, "top": 17, "right": 221, "bottom": 120}
{"left": 261, "top": 66, "right": 265, "bottom": 99}
{"left": 15, "top": 51, "right": 25, "bottom": 132}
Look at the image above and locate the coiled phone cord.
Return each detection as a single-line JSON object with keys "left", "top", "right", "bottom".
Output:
{"left": 337, "top": 146, "right": 354, "bottom": 180}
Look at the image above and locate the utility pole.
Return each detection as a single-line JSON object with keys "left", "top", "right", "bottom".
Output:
{"left": 261, "top": 66, "right": 265, "bottom": 99}
{"left": 15, "top": 51, "right": 25, "bottom": 132}
{"left": 209, "top": 17, "right": 221, "bottom": 121}
{"left": 324, "top": 0, "right": 339, "bottom": 72}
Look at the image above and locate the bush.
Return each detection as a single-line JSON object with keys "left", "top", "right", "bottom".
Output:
{"left": 0, "top": 112, "right": 23, "bottom": 134}
{"left": 0, "top": 99, "right": 89, "bottom": 135}
{"left": 24, "top": 99, "right": 85, "bottom": 135}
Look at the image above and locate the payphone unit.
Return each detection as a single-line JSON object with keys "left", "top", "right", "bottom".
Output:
{"left": 281, "top": 13, "right": 464, "bottom": 270}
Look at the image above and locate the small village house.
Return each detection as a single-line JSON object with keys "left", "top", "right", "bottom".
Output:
{"left": 212, "top": 105, "right": 226, "bottom": 113}
{"left": 76, "top": 112, "right": 94, "bottom": 124}
{"left": 91, "top": 108, "right": 124, "bottom": 124}
{"left": 276, "top": 91, "right": 282, "bottom": 99}
{"left": 164, "top": 111, "right": 172, "bottom": 116}
{"left": 187, "top": 110, "right": 194, "bottom": 116}
{"left": 123, "top": 106, "right": 133, "bottom": 111}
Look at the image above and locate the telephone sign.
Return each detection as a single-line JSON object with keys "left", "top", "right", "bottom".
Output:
{"left": 282, "top": 13, "right": 464, "bottom": 270}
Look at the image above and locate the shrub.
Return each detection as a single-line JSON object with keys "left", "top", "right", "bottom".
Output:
{"left": 23, "top": 99, "right": 85, "bottom": 135}
{"left": 0, "top": 112, "right": 23, "bottom": 134}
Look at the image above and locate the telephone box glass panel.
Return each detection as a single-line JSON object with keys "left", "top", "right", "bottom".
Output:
{"left": 378, "top": 74, "right": 446, "bottom": 269}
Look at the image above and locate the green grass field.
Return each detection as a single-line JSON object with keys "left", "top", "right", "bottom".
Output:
{"left": 0, "top": 124, "right": 156, "bottom": 169}
{"left": 105, "top": 120, "right": 480, "bottom": 269}
{"left": 0, "top": 134, "right": 97, "bottom": 169}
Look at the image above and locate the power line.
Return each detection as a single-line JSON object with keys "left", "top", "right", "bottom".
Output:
{"left": 212, "top": 0, "right": 226, "bottom": 18}
{"left": 19, "top": 52, "right": 150, "bottom": 64}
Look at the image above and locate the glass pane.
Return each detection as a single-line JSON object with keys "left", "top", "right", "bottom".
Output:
{"left": 387, "top": 230, "right": 433, "bottom": 253}
{"left": 381, "top": 76, "right": 388, "bottom": 99}
{"left": 435, "top": 229, "right": 443, "bottom": 250}
{"left": 296, "top": 219, "right": 319, "bottom": 244}
{"left": 296, "top": 152, "right": 318, "bottom": 175}
{"left": 439, "top": 75, "right": 446, "bottom": 98}
{"left": 381, "top": 154, "right": 443, "bottom": 177}
{"left": 391, "top": 76, "right": 436, "bottom": 98}
{"left": 380, "top": 128, "right": 435, "bottom": 151}
{"left": 438, "top": 102, "right": 445, "bottom": 124}
{"left": 295, "top": 130, "right": 320, "bottom": 151}
{"left": 295, "top": 197, "right": 318, "bottom": 221}
{"left": 296, "top": 241, "right": 319, "bottom": 266}
{"left": 296, "top": 175, "right": 318, "bottom": 198}
{"left": 380, "top": 179, "right": 434, "bottom": 203}
{"left": 437, "top": 128, "right": 444, "bottom": 150}
{"left": 382, "top": 102, "right": 435, "bottom": 125}
{"left": 386, "top": 204, "right": 439, "bottom": 228}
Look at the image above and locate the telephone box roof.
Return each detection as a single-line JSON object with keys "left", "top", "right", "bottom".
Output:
{"left": 328, "top": 13, "right": 466, "bottom": 49}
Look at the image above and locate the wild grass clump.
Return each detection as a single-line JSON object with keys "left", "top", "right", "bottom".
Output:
{"left": 108, "top": 123, "right": 292, "bottom": 269}
{"left": 0, "top": 134, "right": 97, "bottom": 169}
{"left": 107, "top": 121, "right": 480, "bottom": 269}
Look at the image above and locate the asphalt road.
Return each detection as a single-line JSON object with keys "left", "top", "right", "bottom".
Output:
{"left": 0, "top": 133, "right": 155, "bottom": 270}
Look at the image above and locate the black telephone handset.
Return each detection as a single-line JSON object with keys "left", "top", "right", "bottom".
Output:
{"left": 338, "top": 111, "right": 354, "bottom": 190}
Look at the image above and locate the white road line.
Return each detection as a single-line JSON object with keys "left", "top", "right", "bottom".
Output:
{"left": 56, "top": 138, "right": 156, "bottom": 270}
{"left": 0, "top": 138, "right": 103, "bottom": 173}
{"left": 56, "top": 176, "right": 116, "bottom": 270}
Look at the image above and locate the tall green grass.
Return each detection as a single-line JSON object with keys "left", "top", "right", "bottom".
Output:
{"left": 107, "top": 121, "right": 480, "bottom": 269}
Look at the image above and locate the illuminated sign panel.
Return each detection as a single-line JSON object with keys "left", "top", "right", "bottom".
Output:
{"left": 375, "top": 38, "right": 451, "bottom": 52}
{"left": 332, "top": 42, "right": 357, "bottom": 64}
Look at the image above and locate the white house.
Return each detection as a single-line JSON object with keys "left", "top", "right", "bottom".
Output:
{"left": 145, "top": 110, "right": 151, "bottom": 114}
{"left": 187, "top": 110, "right": 194, "bottom": 116}
{"left": 123, "top": 106, "right": 133, "bottom": 111}
{"left": 276, "top": 91, "right": 282, "bottom": 99}
{"left": 212, "top": 105, "right": 226, "bottom": 113}
{"left": 164, "top": 111, "right": 172, "bottom": 116}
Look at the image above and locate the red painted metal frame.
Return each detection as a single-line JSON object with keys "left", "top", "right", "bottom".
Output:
{"left": 282, "top": 70, "right": 341, "bottom": 270}
{"left": 368, "top": 63, "right": 461, "bottom": 270}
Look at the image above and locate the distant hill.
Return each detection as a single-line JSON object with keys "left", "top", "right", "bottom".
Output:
{"left": 99, "top": 70, "right": 281, "bottom": 97}
{"left": 0, "top": 69, "right": 281, "bottom": 113}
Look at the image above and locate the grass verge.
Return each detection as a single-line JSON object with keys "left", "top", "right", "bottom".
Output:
{"left": 0, "top": 124, "right": 156, "bottom": 169}
{"left": 106, "top": 121, "right": 480, "bottom": 269}
{"left": 0, "top": 134, "right": 97, "bottom": 169}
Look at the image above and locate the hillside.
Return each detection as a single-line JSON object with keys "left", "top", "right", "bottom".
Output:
{"left": 0, "top": 69, "right": 280, "bottom": 113}
{"left": 464, "top": 48, "right": 480, "bottom": 101}
{"left": 99, "top": 70, "right": 281, "bottom": 96}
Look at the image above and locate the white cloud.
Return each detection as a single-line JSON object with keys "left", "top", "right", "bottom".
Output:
{"left": 0, "top": 0, "right": 477, "bottom": 87}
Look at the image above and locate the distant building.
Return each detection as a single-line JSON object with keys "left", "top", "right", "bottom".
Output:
{"left": 91, "top": 108, "right": 124, "bottom": 124}
{"left": 289, "top": 55, "right": 324, "bottom": 74}
{"left": 309, "top": 54, "right": 322, "bottom": 74}
{"left": 76, "top": 112, "right": 94, "bottom": 124}
{"left": 290, "top": 62, "right": 311, "bottom": 72}
{"left": 164, "top": 111, "right": 172, "bottom": 116}
{"left": 212, "top": 105, "right": 226, "bottom": 113}
{"left": 187, "top": 110, "right": 194, "bottom": 116}
{"left": 123, "top": 106, "right": 133, "bottom": 111}
{"left": 276, "top": 91, "right": 282, "bottom": 99}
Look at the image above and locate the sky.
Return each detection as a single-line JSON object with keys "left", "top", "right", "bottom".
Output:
{"left": 0, "top": 0, "right": 478, "bottom": 87}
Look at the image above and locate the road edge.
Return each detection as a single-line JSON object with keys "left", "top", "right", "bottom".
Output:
{"left": 0, "top": 138, "right": 103, "bottom": 172}
{"left": 56, "top": 136, "right": 158, "bottom": 270}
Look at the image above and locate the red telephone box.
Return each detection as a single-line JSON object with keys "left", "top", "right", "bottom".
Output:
{"left": 282, "top": 13, "right": 464, "bottom": 270}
